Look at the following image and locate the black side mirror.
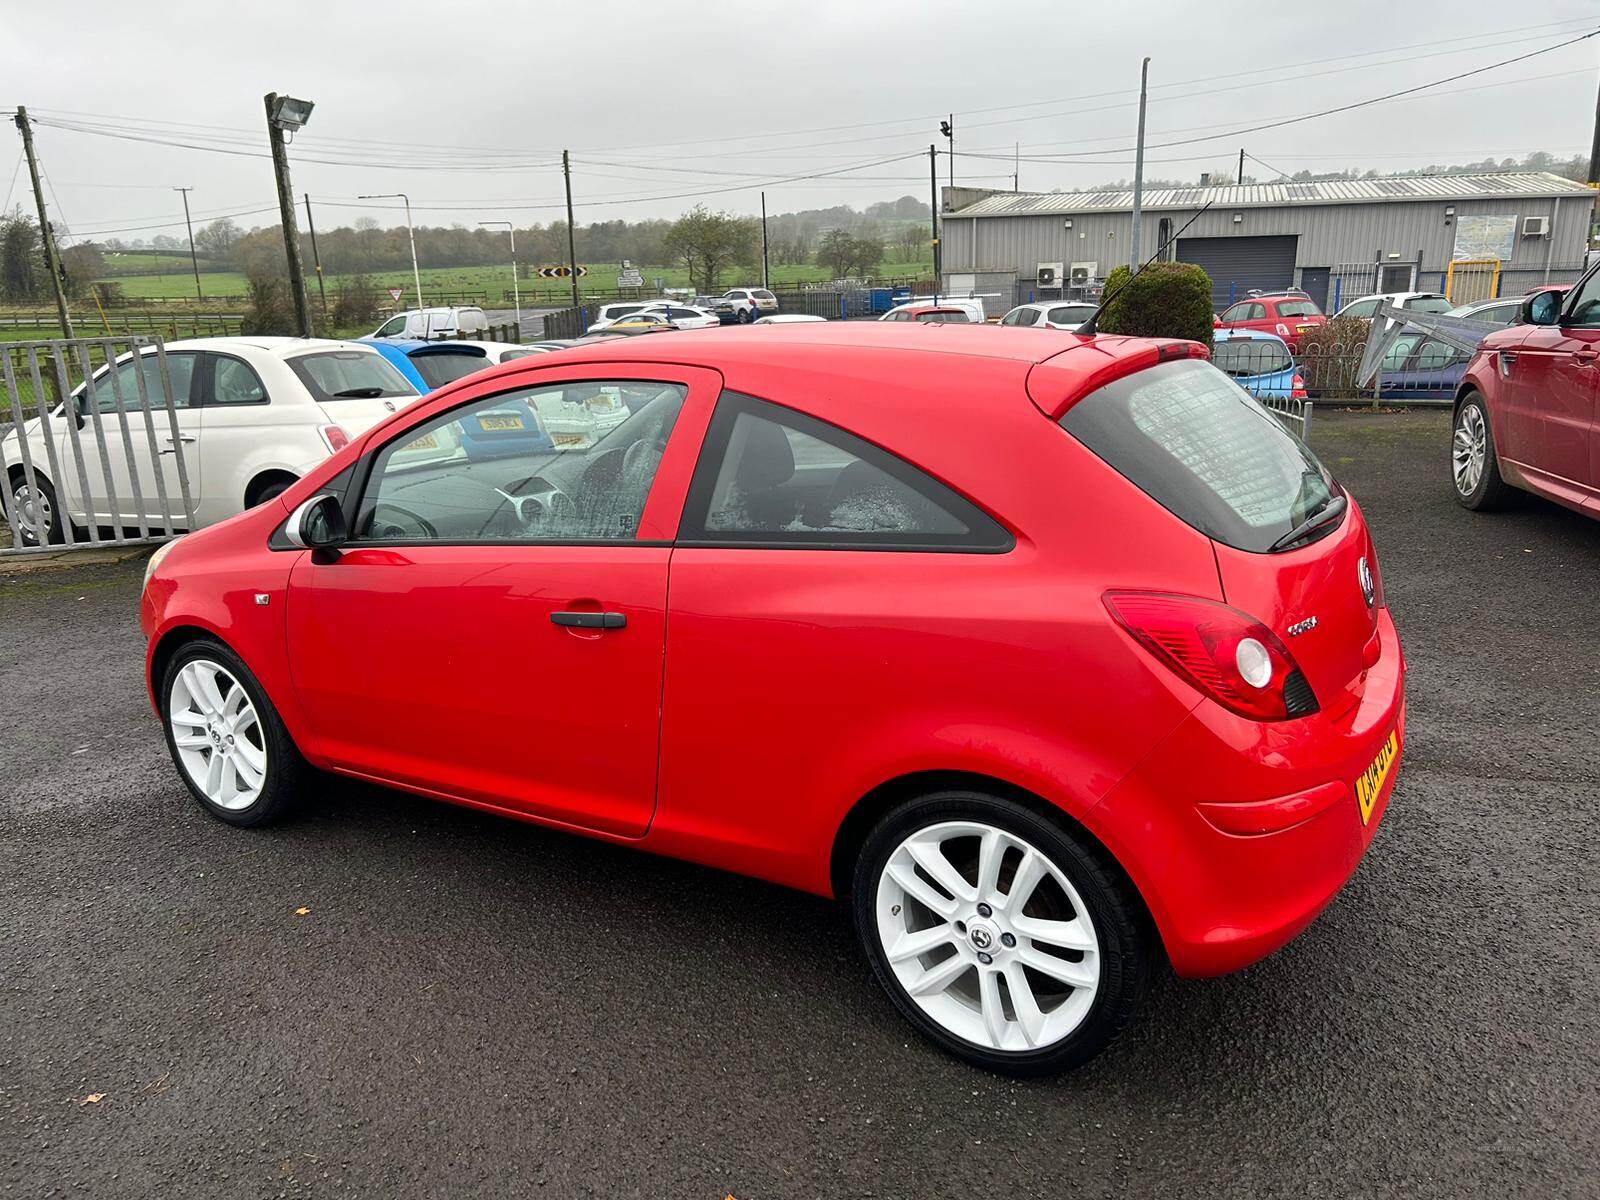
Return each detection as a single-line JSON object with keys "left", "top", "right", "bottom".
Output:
{"left": 1521, "top": 291, "right": 1561, "bottom": 327}
{"left": 284, "top": 493, "right": 347, "bottom": 552}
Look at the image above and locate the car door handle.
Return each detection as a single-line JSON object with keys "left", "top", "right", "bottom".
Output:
{"left": 550, "top": 611, "right": 626, "bottom": 630}
{"left": 1574, "top": 348, "right": 1599, "bottom": 366}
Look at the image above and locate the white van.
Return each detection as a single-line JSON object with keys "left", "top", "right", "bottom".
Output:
{"left": 370, "top": 306, "right": 489, "bottom": 341}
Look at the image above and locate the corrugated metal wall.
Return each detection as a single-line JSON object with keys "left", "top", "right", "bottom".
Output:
{"left": 942, "top": 194, "right": 1590, "bottom": 300}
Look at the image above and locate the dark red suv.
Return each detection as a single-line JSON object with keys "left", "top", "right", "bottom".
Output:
{"left": 1218, "top": 293, "right": 1327, "bottom": 351}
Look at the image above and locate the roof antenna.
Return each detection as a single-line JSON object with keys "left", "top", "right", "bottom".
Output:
{"left": 1075, "top": 200, "right": 1215, "bottom": 337}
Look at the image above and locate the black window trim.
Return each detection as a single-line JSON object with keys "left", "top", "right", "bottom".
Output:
{"left": 677, "top": 390, "right": 1014, "bottom": 554}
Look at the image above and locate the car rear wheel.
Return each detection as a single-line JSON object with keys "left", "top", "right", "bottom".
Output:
{"left": 852, "top": 791, "right": 1152, "bottom": 1076}
{"left": 737, "top": 308, "right": 753, "bottom": 324}
{"left": 161, "top": 639, "right": 305, "bottom": 827}
{"left": 1452, "top": 392, "right": 1515, "bottom": 511}
{"left": 6, "top": 470, "right": 64, "bottom": 546}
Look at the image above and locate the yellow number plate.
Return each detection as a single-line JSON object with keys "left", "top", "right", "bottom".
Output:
{"left": 479, "top": 415, "right": 525, "bottom": 431}
{"left": 1356, "top": 730, "right": 1399, "bottom": 824}
{"left": 400, "top": 433, "right": 438, "bottom": 452}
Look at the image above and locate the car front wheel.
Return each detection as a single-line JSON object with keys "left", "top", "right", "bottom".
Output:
{"left": 161, "top": 639, "right": 305, "bottom": 827}
{"left": 853, "top": 791, "right": 1152, "bottom": 1076}
{"left": 1452, "top": 392, "right": 1515, "bottom": 510}
{"left": 6, "top": 470, "right": 64, "bottom": 546}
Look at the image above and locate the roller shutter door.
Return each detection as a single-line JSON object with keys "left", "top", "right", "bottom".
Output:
{"left": 1177, "top": 235, "right": 1298, "bottom": 307}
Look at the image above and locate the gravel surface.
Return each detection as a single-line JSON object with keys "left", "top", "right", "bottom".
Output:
{"left": 1, "top": 408, "right": 1595, "bottom": 1198}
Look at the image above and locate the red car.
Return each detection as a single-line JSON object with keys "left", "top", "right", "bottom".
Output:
{"left": 1452, "top": 269, "right": 1600, "bottom": 516}
{"left": 140, "top": 323, "right": 1405, "bottom": 1075}
{"left": 1218, "top": 292, "right": 1327, "bottom": 351}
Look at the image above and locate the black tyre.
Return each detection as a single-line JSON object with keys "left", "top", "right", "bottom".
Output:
{"left": 159, "top": 637, "right": 306, "bottom": 827}
{"left": 1452, "top": 391, "right": 1516, "bottom": 511}
{"left": 737, "top": 307, "right": 753, "bottom": 324}
{"left": 852, "top": 790, "right": 1153, "bottom": 1076}
{"left": 248, "top": 477, "right": 294, "bottom": 509}
{"left": 6, "top": 469, "right": 64, "bottom": 546}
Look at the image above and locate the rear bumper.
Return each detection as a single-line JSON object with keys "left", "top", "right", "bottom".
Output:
{"left": 1086, "top": 608, "right": 1406, "bottom": 977}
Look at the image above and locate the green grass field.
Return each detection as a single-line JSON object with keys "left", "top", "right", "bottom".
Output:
{"left": 96, "top": 257, "right": 934, "bottom": 303}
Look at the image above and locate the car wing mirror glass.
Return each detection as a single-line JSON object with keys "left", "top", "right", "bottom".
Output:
{"left": 1521, "top": 293, "right": 1560, "bottom": 326}
{"left": 284, "top": 493, "right": 348, "bottom": 552}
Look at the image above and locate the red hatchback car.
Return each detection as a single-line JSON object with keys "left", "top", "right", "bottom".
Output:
{"left": 140, "top": 323, "right": 1405, "bottom": 1075}
{"left": 1452, "top": 269, "right": 1600, "bottom": 516}
{"left": 1218, "top": 292, "right": 1327, "bottom": 351}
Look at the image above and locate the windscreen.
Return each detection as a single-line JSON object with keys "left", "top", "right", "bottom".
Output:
{"left": 287, "top": 351, "right": 417, "bottom": 401}
{"left": 1060, "top": 359, "right": 1338, "bottom": 553}
{"left": 1211, "top": 338, "right": 1293, "bottom": 377}
{"left": 411, "top": 351, "right": 487, "bottom": 389}
{"left": 1406, "top": 297, "right": 1453, "bottom": 314}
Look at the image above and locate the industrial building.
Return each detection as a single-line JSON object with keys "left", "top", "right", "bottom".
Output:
{"left": 937, "top": 171, "right": 1595, "bottom": 313}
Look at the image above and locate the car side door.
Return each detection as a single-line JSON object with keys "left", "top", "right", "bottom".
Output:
{"left": 284, "top": 363, "right": 721, "bottom": 838}
{"left": 1504, "top": 271, "right": 1600, "bottom": 496}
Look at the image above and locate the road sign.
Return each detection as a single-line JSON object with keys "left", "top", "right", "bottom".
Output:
{"left": 388, "top": 287, "right": 404, "bottom": 302}
{"left": 536, "top": 266, "right": 589, "bottom": 279}
{"left": 618, "top": 269, "right": 644, "bottom": 288}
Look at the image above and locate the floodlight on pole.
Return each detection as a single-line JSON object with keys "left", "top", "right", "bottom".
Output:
{"left": 360, "top": 192, "right": 423, "bottom": 309}
{"left": 268, "top": 95, "right": 315, "bottom": 131}
{"left": 479, "top": 220, "right": 520, "bottom": 329}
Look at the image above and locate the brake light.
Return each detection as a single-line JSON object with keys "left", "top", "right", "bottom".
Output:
{"left": 1292, "top": 373, "right": 1307, "bottom": 399}
{"left": 319, "top": 424, "right": 350, "bottom": 453}
{"left": 1275, "top": 322, "right": 1291, "bottom": 336}
{"left": 1104, "top": 591, "right": 1319, "bottom": 721}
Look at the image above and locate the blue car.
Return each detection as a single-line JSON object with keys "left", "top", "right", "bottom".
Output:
{"left": 1376, "top": 331, "right": 1469, "bottom": 401}
{"left": 1210, "top": 329, "right": 1303, "bottom": 400}
{"left": 363, "top": 339, "right": 554, "bottom": 458}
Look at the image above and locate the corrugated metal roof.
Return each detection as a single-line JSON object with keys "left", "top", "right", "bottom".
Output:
{"left": 949, "top": 172, "right": 1594, "bottom": 217}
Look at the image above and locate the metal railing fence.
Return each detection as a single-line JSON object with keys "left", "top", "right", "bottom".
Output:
{"left": 1, "top": 335, "right": 193, "bottom": 556}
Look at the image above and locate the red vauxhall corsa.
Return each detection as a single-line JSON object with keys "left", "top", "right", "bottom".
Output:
{"left": 140, "top": 322, "right": 1405, "bottom": 1075}
{"left": 1218, "top": 291, "right": 1327, "bottom": 351}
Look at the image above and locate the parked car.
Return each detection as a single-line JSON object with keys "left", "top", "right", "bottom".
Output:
{"left": 141, "top": 322, "right": 1403, "bottom": 1076}
{"left": 1217, "top": 293, "right": 1326, "bottom": 351}
{"left": 591, "top": 313, "right": 679, "bottom": 336}
{"left": 369, "top": 306, "right": 490, "bottom": 341}
{"left": 1210, "top": 330, "right": 1306, "bottom": 400}
{"left": 880, "top": 298, "right": 986, "bottom": 323}
{"left": 1000, "top": 302, "right": 1100, "bottom": 331}
{"left": 3, "top": 338, "right": 419, "bottom": 546}
{"left": 590, "top": 305, "right": 718, "bottom": 332}
{"left": 1452, "top": 272, "right": 1600, "bottom": 516}
{"left": 722, "top": 287, "right": 779, "bottom": 322}
{"left": 693, "top": 295, "right": 739, "bottom": 323}
{"left": 1334, "top": 292, "right": 1452, "bottom": 322}
{"left": 1375, "top": 332, "right": 1469, "bottom": 402}
{"left": 1448, "top": 283, "right": 1572, "bottom": 328}
{"left": 364, "top": 339, "right": 497, "bottom": 394}
{"left": 754, "top": 313, "right": 827, "bottom": 324}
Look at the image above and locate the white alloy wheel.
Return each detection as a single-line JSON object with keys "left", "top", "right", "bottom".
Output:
{"left": 10, "top": 481, "right": 51, "bottom": 543}
{"left": 1453, "top": 403, "right": 1487, "bottom": 496}
{"left": 875, "top": 820, "right": 1101, "bottom": 1053}
{"left": 167, "top": 659, "right": 269, "bottom": 811}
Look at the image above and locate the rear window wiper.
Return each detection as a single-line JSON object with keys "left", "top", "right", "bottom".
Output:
{"left": 331, "top": 387, "right": 384, "bottom": 398}
{"left": 1269, "top": 494, "right": 1348, "bottom": 553}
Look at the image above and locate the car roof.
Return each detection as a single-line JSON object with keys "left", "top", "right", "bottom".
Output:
{"left": 1213, "top": 329, "right": 1290, "bottom": 344}
{"left": 161, "top": 336, "right": 377, "bottom": 358}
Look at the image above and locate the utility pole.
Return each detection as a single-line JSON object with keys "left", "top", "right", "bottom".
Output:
{"left": 1238, "top": 147, "right": 1246, "bottom": 186}
{"left": 563, "top": 150, "right": 580, "bottom": 310}
{"left": 929, "top": 144, "right": 941, "bottom": 299}
{"left": 940, "top": 115, "right": 955, "bottom": 193}
{"left": 760, "top": 191, "right": 770, "bottom": 290}
{"left": 1130, "top": 58, "right": 1150, "bottom": 268}
{"left": 263, "top": 92, "right": 314, "bottom": 337}
{"left": 1589, "top": 65, "right": 1600, "bottom": 186}
{"left": 174, "top": 186, "right": 203, "bottom": 303}
{"left": 13, "top": 107, "right": 73, "bottom": 338}
{"left": 1014, "top": 142, "right": 1020, "bottom": 193}
{"left": 303, "top": 194, "right": 327, "bottom": 317}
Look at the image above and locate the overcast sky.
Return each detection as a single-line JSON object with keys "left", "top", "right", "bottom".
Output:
{"left": 2, "top": 0, "right": 1597, "bottom": 242}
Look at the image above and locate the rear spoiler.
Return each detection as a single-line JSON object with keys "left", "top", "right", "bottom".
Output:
{"left": 1355, "top": 302, "right": 1494, "bottom": 387}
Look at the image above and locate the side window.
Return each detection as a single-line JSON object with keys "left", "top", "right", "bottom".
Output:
{"left": 83, "top": 351, "right": 198, "bottom": 413}
{"left": 681, "top": 392, "right": 1011, "bottom": 551}
{"left": 376, "top": 317, "right": 405, "bottom": 337}
{"left": 1415, "top": 340, "right": 1459, "bottom": 370}
{"left": 1245, "top": 303, "right": 1268, "bottom": 320}
{"left": 355, "top": 380, "right": 686, "bottom": 543}
{"left": 1382, "top": 333, "right": 1423, "bottom": 370}
{"left": 211, "top": 355, "right": 269, "bottom": 405}
{"left": 1564, "top": 272, "right": 1600, "bottom": 329}
{"left": 1343, "top": 299, "right": 1377, "bottom": 319}
{"left": 1220, "top": 304, "right": 1247, "bottom": 323}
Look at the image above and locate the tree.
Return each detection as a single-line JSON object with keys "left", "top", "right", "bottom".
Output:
{"left": 60, "top": 243, "right": 106, "bottom": 298}
{"left": 0, "top": 210, "right": 46, "bottom": 302}
{"left": 894, "top": 224, "right": 927, "bottom": 262}
{"left": 194, "top": 217, "right": 241, "bottom": 259}
{"left": 151, "top": 234, "right": 181, "bottom": 252}
{"left": 664, "top": 206, "right": 758, "bottom": 292}
{"left": 816, "top": 228, "right": 884, "bottom": 278}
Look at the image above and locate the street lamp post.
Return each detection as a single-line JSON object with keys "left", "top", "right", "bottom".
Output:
{"left": 174, "top": 186, "right": 202, "bottom": 303}
{"left": 360, "top": 192, "right": 423, "bottom": 310}
{"left": 479, "top": 220, "right": 520, "bottom": 331}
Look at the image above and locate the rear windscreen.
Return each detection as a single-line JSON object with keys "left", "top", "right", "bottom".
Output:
{"left": 287, "top": 352, "right": 416, "bottom": 402}
{"left": 1060, "top": 359, "right": 1338, "bottom": 553}
{"left": 1277, "top": 300, "right": 1320, "bottom": 317}
{"left": 411, "top": 352, "right": 487, "bottom": 389}
{"left": 1211, "top": 339, "right": 1293, "bottom": 377}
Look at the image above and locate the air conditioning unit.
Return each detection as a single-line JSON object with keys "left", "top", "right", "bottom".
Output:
{"left": 1070, "top": 262, "right": 1098, "bottom": 286}
{"left": 1036, "top": 262, "right": 1064, "bottom": 288}
{"left": 1522, "top": 215, "right": 1550, "bottom": 238}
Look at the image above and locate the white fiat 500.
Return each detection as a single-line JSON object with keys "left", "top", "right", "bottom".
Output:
{"left": 2, "top": 337, "right": 419, "bottom": 546}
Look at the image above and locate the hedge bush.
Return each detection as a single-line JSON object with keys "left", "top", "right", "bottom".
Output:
{"left": 1097, "top": 261, "right": 1214, "bottom": 349}
{"left": 1297, "top": 315, "right": 1370, "bottom": 398}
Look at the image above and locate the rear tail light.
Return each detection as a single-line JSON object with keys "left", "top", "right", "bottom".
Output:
{"left": 1275, "top": 322, "right": 1291, "bottom": 337}
{"left": 319, "top": 424, "right": 351, "bottom": 453}
{"left": 1292, "top": 373, "right": 1307, "bottom": 399}
{"left": 1104, "top": 591, "right": 1319, "bottom": 721}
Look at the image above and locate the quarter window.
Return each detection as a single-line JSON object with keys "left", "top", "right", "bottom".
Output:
{"left": 211, "top": 355, "right": 268, "bottom": 405}
{"left": 355, "top": 380, "right": 686, "bottom": 543}
{"left": 681, "top": 392, "right": 1010, "bottom": 550}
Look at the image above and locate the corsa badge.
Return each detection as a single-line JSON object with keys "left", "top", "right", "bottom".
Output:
{"left": 1286, "top": 616, "right": 1318, "bottom": 638}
